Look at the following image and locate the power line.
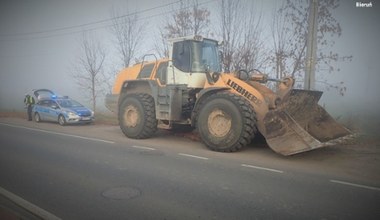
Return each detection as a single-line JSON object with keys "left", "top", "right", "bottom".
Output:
{"left": 0, "top": 0, "right": 216, "bottom": 42}
{"left": 0, "top": 0, "right": 216, "bottom": 41}
{"left": 0, "top": 0, "right": 183, "bottom": 37}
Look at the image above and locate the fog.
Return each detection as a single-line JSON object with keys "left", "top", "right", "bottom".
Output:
{"left": 0, "top": 0, "right": 379, "bottom": 134}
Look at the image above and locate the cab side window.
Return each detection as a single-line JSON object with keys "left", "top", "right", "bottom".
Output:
{"left": 138, "top": 63, "right": 155, "bottom": 79}
{"left": 172, "top": 41, "right": 191, "bottom": 72}
{"left": 156, "top": 62, "right": 168, "bottom": 85}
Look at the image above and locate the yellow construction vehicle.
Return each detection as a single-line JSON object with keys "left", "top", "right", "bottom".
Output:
{"left": 105, "top": 36, "right": 351, "bottom": 156}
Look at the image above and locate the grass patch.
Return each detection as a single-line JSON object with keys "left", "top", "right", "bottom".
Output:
{"left": 93, "top": 112, "right": 118, "bottom": 125}
{"left": 0, "top": 110, "right": 26, "bottom": 119}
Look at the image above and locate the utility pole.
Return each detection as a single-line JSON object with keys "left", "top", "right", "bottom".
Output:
{"left": 304, "top": 0, "right": 318, "bottom": 90}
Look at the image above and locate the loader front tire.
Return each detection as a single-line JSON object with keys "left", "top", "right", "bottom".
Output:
{"left": 119, "top": 93, "right": 157, "bottom": 139}
{"left": 197, "top": 92, "right": 256, "bottom": 152}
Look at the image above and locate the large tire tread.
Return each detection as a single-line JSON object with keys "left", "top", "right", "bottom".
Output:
{"left": 119, "top": 93, "right": 157, "bottom": 139}
{"left": 196, "top": 91, "right": 257, "bottom": 152}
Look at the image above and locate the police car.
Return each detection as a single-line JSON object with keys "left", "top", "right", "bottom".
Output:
{"left": 32, "top": 94, "right": 94, "bottom": 126}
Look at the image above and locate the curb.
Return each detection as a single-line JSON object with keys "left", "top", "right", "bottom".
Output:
{"left": 0, "top": 187, "right": 61, "bottom": 220}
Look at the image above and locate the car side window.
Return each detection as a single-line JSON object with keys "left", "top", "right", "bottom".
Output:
{"left": 49, "top": 100, "right": 58, "bottom": 108}
{"left": 41, "top": 100, "right": 50, "bottom": 106}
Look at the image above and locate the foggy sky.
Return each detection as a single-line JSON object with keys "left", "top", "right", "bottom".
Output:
{"left": 0, "top": 0, "right": 379, "bottom": 132}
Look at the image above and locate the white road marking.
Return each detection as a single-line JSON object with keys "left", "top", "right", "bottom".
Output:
{"left": 178, "top": 153, "right": 209, "bottom": 160}
{"left": 241, "top": 164, "right": 284, "bottom": 173}
{"left": 0, "top": 187, "right": 62, "bottom": 220}
{"left": 330, "top": 180, "right": 380, "bottom": 192}
{"left": 0, "top": 122, "right": 114, "bottom": 144}
{"left": 131, "top": 145, "right": 156, "bottom": 151}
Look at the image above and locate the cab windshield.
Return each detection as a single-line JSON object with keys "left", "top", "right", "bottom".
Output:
{"left": 191, "top": 39, "right": 221, "bottom": 72}
{"left": 172, "top": 39, "right": 221, "bottom": 73}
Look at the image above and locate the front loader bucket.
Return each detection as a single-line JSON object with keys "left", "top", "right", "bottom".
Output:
{"left": 263, "top": 89, "right": 351, "bottom": 156}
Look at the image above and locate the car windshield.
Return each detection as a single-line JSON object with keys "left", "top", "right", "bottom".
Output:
{"left": 57, "top": 99, "right": 83, "bottom": 108}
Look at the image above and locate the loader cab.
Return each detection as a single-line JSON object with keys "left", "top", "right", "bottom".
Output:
{"left": 167, "top": 36, "right": 221, "bottom": 88}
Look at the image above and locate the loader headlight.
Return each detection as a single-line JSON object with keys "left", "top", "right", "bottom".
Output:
{"left": 194, "top": 35, "right": 203, "bottom": 41}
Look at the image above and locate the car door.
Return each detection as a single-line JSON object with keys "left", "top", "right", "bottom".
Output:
{"left": 46, "top": 100, "right": 60, "bottom": 121}
{"left": 36, "top": 100, "right": 50, "bottom": 120}
{"left": 49, "top": 100, "right": 61, "bottom": 121}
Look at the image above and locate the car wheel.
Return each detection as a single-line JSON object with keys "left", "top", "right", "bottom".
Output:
{"left": 34, "top": 112, "right": 41, "bottom": 123}
{"left": 58, "top": 115, "right": 66, "bottom": 126}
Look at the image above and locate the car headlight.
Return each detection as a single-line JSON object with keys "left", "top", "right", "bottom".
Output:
{"left": 67, "top": 111, "right": 77, "bottom": 117}
{"left": 91, "top": 111, "right": 94, "bottom": 116}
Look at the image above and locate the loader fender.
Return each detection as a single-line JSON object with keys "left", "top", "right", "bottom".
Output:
{"left": 191, "top": 87, "right": 230, "bottom": 126}
{"left": 120, "top": 79, "right": 156, "bottom": 96}
{"left": 118, "top": 80, "right": 158, "bottom": 112}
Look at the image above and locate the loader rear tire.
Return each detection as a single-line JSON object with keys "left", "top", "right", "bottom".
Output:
{"left": 197, "top": 92, "right": 257, "bottom": 152}
{"left": 119, "top": 93, "right": 157, "bottom": 139}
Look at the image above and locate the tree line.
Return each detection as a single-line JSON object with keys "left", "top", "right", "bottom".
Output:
{"left": 71, "top": 0, "right": 351, "bottom": 112}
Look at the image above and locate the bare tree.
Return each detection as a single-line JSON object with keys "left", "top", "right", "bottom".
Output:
{"left": 164, "top": 0, "right": 210, "bottom": 38}
{"left": 219, "top": 0, "right": 241, "bottom": 72}
{"left": 270, "top": 2, "right": 298, "bottom": 79}
{"left": 156, "top": 0, "right": 211, "bottom": 57}
{"left": 72, "top": 32, "right": 106, "bottom": 112}
{"left": 269, "top": 0, "right": 352, "bottom": 92}
{"left": 217, "top": 0, "right": 267, "bottom": 72}
{"left": 110, "top": 7, "right": 145, "bottom": 67}
{"left": 154, "top": 29, "right": 170, "bottom": 58}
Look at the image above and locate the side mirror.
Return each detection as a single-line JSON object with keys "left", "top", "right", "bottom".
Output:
{"left": 204, "top": 64, "right": 210, "bottom": 73}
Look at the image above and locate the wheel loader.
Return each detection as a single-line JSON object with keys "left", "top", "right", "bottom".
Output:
{"left": 105, "top": 35, "right": 351, "bottom": 156}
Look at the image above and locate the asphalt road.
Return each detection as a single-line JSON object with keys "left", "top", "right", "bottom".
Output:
{"left": 0, "top": 118, "right": 379, "bottom": 219}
